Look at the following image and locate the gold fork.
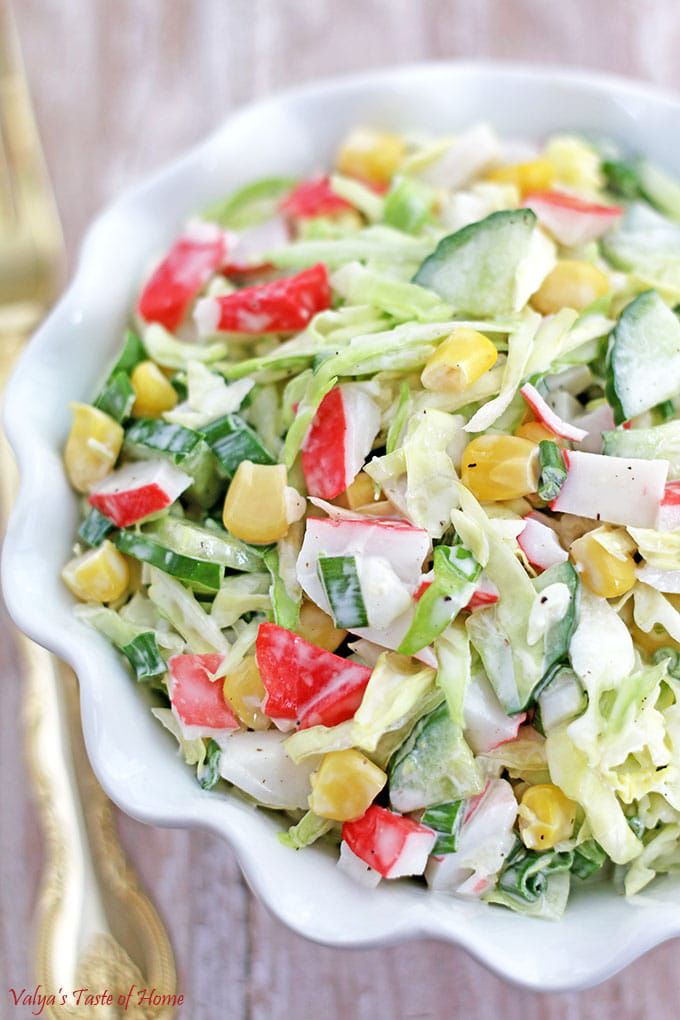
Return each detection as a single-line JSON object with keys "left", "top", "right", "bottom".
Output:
{"left": 0, "top": 4, "right": 177, "bottom": 1017}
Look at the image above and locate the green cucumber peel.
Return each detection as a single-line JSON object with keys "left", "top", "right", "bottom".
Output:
{"left": 202, "top": 413, "right": 276, "bottom": 476}
{"left": 114, "top": 530, "right": 223, "bottom": 593}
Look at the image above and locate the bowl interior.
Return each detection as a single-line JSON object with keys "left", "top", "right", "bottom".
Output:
{"left": 5, "top": 62, "right": 680, "bottom": 990}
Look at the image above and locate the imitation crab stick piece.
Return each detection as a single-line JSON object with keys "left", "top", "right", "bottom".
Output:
{"left": 88, "top": 459, "right": 192, "bottom": 527}
{"left": 342, "top": 805, "right": 436, "bottom": 879}
{"left": 301, "top": 385, "right": 381, "bottom": 500}
{"left": 466, "top": 576, "right": 500, "bottom": 611}
{"left": 168, "top": 653, "right": 240, "bottom": 737}
{"left": 279, "top": 176, "right": 353, "bottom": 219}
{"left": 194, "top": 263, "right": 331, "bottom": 336}
{"left": 524, "top": 190, "right": 622, "bottom": 247}
{"left": 519, "top": 383, "right": 587, "bottom": 442}
{"left": 656, "top": 481, "right": 680, "bottom": 531}
{"left": 425, "top": 779, "right": 518, "bottom": 896}
{"left": 463, "top": 674, "right": 526, "bottom": 754}
{"left": 518, "top": 513, "right": 568, "bottom": 572}
{"left": 255, "top": 622, "right": 372, "bottom": 730}
{"left": 550, "top": 449, "right": 668, "bottom": 528}
{"left": 138, "top": 222, "right": 227, "bottom": 331}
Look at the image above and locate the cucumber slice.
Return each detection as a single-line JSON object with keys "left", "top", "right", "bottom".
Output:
{"left": 202, "top": 413, "right": 276, "bottom": 476}
{"left": 602, "top": 420, "right": 680, "bottom": 476}
{"left": 388, "top": 702, "right": 483, "bottom": 813}
{"left": 148, "top": 515, "right": 263, "bottom": 573}
{"left": 78, "top": 507, "right": 115, "bottom": 547}
{"left": 412, "top": 208, "right": 541, "bottom": 316}
{"left": 112, "top": 329, "right": 147, "bottom": 374}
{"left": 606, "top": 290, "right": 680, "bottom": 423}
{"left": 398, "top": 544, "right": 480, "bottom": 656}
{"left": 94, "top": 371, "right": 135, "bottom": 422}
{"left": 601, "top": 204, "right": 680, "bottom": 293}
{"left": 114, "top": 530, "right": 223, "bottom": 593}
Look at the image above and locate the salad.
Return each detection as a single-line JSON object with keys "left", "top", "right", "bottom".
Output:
{"left": 61, "top": 122, "right": 680, "bottom": 919}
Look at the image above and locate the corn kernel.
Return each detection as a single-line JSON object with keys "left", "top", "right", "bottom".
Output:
{"left": 223, "top": 656, "right": 270, "bottom": 730}
{"left": 461, "top": 434, "right": 539, "bottom": 501}
{"left": 487, "top": 158, "right": 556, "bottom": 195}
{"left": 223, "top": 461, "right": 300, "bottom": 544}
{"left": 335, "top": 472, "right": 380, "bottom": 511}
{"left": 421, "top": 328, "right": 498, "bottom": 393}
{"left": 570, "top": 527, "right": 637, "bottom": 598}
{"left": 519, "top": 783, "right": 577, "bottom": 850}
{"left": 62, "top": 540, "right": 130, "bottom": 603}
{"left": 515, "top": 420, "right": 564, "bottom": 445}
{"left": 309, "top": 748, "right": 386, "bottom": 822}
{"left": 531, "top": 260, "right": 609, "bottom": 316}
{"left": 130, "top": 360, "right": 178, "bottom": 418}
{"left": 64, "top": 402, "right": 124, "bottom": 493}
{"left": 297, "top": 599, "right": 347, "bottom": 653}
{"left": 337, "top": 127, "right": 405, "bottom": 186}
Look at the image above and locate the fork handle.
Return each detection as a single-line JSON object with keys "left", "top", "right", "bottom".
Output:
{"left": 1, "top": 336, "right": 177, "bottom": 1017}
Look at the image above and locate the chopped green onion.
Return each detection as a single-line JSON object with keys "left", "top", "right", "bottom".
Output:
{"left": 421, "top": 800, "right": 464, "bottom": 854}
{"left": 399, "top": 544, "right": 480, "bottom": 656}
{"left": 114, "top": 531, "right": 223, "bottom": 593}
{"left": 201, "top": 413, "right": 276, "bottom": 476}
{"left": 317, "top": 555, "right": 368, "bottom": 629}
{"left": 78, "top": 507, "right": 115, "bottom": 547}
{"left": 121, "top": 631, "right": 166, "bottom": 682}
{"left": 498, "top": 841, "right": 574, "bottom": 903}
{"left": 652, "top": 646, "right": 680, "bottom": 679}
{"left": 197, "top": 738, "right": 222, "bottom": 790}
{"left": 537, "top": 440, "right": 567, "bottom": 502}
{"left": 656, "top": 399, "right": 676, "bottom": 422}
{"left": 601, "top": 159, "right": 641, "bottom": 200}
{"left": 627, "top": 815, "right": 646, "bottom": 840}
{"left": 571, "top": 839, "right": 607, "bottom": 880}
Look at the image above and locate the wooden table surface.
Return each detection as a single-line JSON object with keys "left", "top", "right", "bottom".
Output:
{"left": 5, "top": 1, "right": 680, "bottom": 1016}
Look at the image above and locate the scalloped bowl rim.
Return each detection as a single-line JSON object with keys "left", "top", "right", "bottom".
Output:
{"left": 4, "top": 61, "right": 680, "bottom": 992}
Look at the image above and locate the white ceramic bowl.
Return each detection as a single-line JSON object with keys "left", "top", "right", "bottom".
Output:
{"left": 5, "top": 62, "right": 680, "bottom": 991}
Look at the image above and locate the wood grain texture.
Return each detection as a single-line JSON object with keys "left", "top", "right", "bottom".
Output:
{"left": 5, "top": 1, "right": 680, "bottom": 1016}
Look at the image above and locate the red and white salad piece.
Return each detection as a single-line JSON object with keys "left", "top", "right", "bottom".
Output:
{"left": 194, "top": 263, "right": 331, "bottom": 336}
{"left": 550, "top": 449, "right": 669, "bottom": 528}
{"left": 466, "top": 576, "right": 500, "bottom": 611}
{"left": 302, "top": 384, "right": 381, "bottom": 500}
{"left": 463, "top": 674, "right": 526, "bottom": 754}
{"left": 296, "top": 514, "right": 435, "bottom": 664}
{"left": 656, "top": 481, "right": 680, "bottom": 531}
{"left": 255, "top": 622, "right": 372, "bottom": 731}
{"left": 279, "top": 176, "right": 354, "bottom": 220}
{"left": 88, "top": 459, "right": 192, "bottom": 527}
{"left": 518, "top": 512, "right": 568, "bottom": 572}
{"left": 168, "top": 653, "right": 239, "bottom": 738}
{"left": 426, "top": 779, "right": 518, "bottom": 897}
{"left": 342, "top": 805, "right": 436, "bottom": 879}
{"left": 520, "top": 382, "right": 587, "bottom": 442}
{"left": 138, "top": 221, "right": 227, "bottom": 331}
{"left": 524, "top": 190, "right": 623, "bottom": 247}
{"left": 223, "top": 216, "right": 289, "bottom": 275}
{"left": 571, "top": 401, "right": 616, "bottom": 454}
